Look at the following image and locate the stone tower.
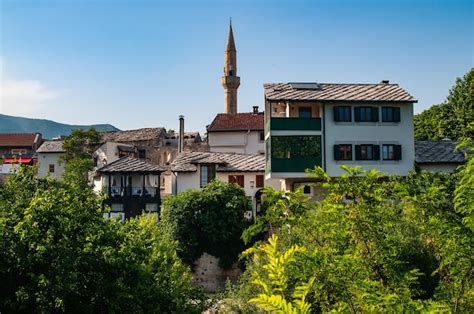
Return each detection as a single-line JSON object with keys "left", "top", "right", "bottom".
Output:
{"left": 221, "top": 20, "right": 240, "bottom": 114}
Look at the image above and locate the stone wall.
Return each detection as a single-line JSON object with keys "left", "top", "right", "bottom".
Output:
{"left": 193, "top": 253, "right": 240, "bottom": 293}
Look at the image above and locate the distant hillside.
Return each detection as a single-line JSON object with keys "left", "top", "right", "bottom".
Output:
{"left": 0, "top": 114, "right": 120, "bottom": 139}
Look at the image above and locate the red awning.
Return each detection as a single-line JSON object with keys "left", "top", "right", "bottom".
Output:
{"left": 3, "top": 157, "right": 33, "bottom": 164}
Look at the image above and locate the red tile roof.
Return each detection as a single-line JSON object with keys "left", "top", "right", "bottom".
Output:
{"left": 207, "top": 113, "right": 264, "bottom": 132}
{"left": 0, "top": 133, "right": 39, "bottom": 147}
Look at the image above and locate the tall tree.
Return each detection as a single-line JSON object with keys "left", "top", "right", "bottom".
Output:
{"left": 415, "top": 69, "right": 474, "bottom": 141}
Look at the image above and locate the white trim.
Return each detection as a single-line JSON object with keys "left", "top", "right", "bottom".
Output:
{"left": 270, "top": 130, "right": 322, "bottom": 136}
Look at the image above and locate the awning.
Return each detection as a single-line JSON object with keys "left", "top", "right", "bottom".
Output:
{"left": 3, "top": 157, "right": 33, "bottom": 164}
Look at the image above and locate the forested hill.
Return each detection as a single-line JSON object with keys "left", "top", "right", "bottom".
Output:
{"left": 414, "top": 69, "right": 473, "bottom": 141}
{"left": 0, "top": 114, "right": 120, "bottom": 139}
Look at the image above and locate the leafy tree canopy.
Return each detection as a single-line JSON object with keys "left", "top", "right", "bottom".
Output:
{"left": 0, "top": 166, "right": 203, "bottom": 313}
{"left": 161, "top": 180, "right": 251, "bottom": 268}
{"left": 415, "top": 69, "right": 474, "bottom": 141}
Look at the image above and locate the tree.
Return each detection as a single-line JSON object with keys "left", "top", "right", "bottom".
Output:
{"left": 0, "top": 166, "right": 202, "bottom": 312}
{"left": 415, "top": 69, "right": 474, "bottom": 141}
{"left": 161, "top": 180, "right": 250, "bottom": 268}
{"left": 226, "top": 164, "right": 472, "bottom": 312}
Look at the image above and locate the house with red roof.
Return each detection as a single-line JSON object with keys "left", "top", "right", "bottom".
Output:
{"left": 0, "top": 133, "right": 43, "bottom": 175}
{"left": 207, "top": 106, "right": 265, "bottom": 155}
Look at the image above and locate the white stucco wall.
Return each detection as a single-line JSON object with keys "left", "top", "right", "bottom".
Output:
{"left": 94, "top": 142, "right": 133, "bottom": 168}
{"left": 208, "top": 131, "right": 264, "bottom": 155}
{"left": 37, "top": 153, "right": 65, "bottom": 180}
{"left": 324, "top": 103, "right": 415, "bottom": 176}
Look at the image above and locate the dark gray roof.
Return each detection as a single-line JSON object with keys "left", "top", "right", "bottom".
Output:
{"left": 97, "top": 156, "right": 164, "bottom": 174}
{"left": 100, "top": 128, "right": 165, "bottom": 142}
{"left": 36, "top": 140, "right": 65, "bottom": 153}
{"left": 415, "top": 140, "right": 466, "bottom": 164}
{"left": 264, "top": 82, "right": 416, "bottom": 102}
{"left": 171, "top": 151, "right": 265, "bottom": 172}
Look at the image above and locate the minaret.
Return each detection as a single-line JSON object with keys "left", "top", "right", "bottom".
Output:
{"left": 221, "top": 19, "right": 240, "bottom": 114}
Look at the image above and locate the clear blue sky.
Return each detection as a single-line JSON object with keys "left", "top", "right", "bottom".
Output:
{"left": 1, "top": 0, "right": 472, "bottom": 133}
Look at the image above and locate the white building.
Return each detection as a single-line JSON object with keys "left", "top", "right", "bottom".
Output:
{"left": 92, "top": 141, "right": 135, "bottom": 168}
{"left": 264, "top": 81, "right": 417, "bottom": 194}
{"left": 171, "top": 151, "right": 278, "bottom": 216}
{"left": 207, "top": 107, "right": 265, "bottom": 155}
{"left": 36, "top": 140, "right": 66, "bottom": 180}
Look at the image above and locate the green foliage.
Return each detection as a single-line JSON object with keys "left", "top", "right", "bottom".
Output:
{"left": 161, "top": 180, "right": 250, "bottom": 268}
{"left": 229, "top": 164, "right": 473, "bottom": 312}
{"left": 243, "top": 235, "right": 314, "bottom": 314}
{"left": 61, "top": 128, "right": 101, "bottom": 162}
{"left": 0, "top": 166, "right": 202, "bottom": 313}
{"left": 415, "top": 69, "right": 474, "bottom": 141}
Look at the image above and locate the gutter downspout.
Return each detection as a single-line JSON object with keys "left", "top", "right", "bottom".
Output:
{"left": 244, "top": 129, "right": 250, "bottom": 154}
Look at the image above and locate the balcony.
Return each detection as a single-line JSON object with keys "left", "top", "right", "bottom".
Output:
{"left": 106, "top": 186, "right": 159, "bottom": 198}
{"left": 270, "top": 117, "right": 321, "bottom": 131}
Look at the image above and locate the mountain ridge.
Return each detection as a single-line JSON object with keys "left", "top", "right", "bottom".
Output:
{"left": 0, "top": 114, "right": 120, "bottom": 139}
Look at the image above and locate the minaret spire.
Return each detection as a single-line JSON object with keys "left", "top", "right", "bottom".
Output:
{"left": 221, "top": 19, "right": 240, "bottom": 114}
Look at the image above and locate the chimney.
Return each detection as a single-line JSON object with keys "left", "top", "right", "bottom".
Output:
{"left": 253, "top": 106, "right": 259, "bottom": 114}
{"left": 380, "top": 80, "right": 390, "bottom": 84}
{"left": 178, "top": 115, "right": 184, "bottom": 153}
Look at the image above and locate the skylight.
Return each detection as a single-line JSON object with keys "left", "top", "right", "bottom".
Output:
{"left": 289, "top": 82, "right": 321, "bottom": 90}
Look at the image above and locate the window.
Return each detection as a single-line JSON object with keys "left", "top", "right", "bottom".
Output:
{"left": 303, "top": 185, "right": 311, "bottom": 194}
{"left": 355, "top": 107, "right": 379, "bottom": 122}
{"left": 334, "top": 144, "right": 352, "bottom": 161}
{"left": 355, "top": 144, "right": 380, "bottom": 160}
{"left": 49, "top": 164, "right": 55, "bottom": 173}
{"left": 271, "top": 136, "right": 321, "bottom": 159}
{"left": 382, "top": 144, "right": 402, "bottom": 160}
{"left": 229, "top": 175, "right": 245, "bottom": 188}
{"left": 138, "top": 149, "right": 146, "bottom": 159}
{"left": 334, "top": 106, "right": 351, "bottom": 122}
{"left": 200, "top": 164, "right": 216, "bottom": 188}
{"left": 256, "top": 175, "right": 264, "bottom": 188}
{"left": 259, "top": 131, "right": 265, "bottom": 142}
{"left": 381, "top": 107, "right": 401, "bottom": 122}
{"left": 298, "top": 107, "right": 312, "bottom": 118}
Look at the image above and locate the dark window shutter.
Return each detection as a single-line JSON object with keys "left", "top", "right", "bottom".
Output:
{"left": 373, "top": 145, "right": 380, "bottom": 160}
{"left": 333, "top": 107, "right": 340, "bottom": 121}
{"left": 355, "top": 145, "right": 361, "bottom": 160}
{"left": 229, "top": 175, "right": 236, "bottom": 184}
{"left": 256, "top": 175, "right": 264, "bottom": 188}
{"left": 354, "top": 107, "right": 361, "bottom": 122}
{"left": 394, "top": 107, "right": 401, "bottom": 122}
{"left": 395, "top": 145, "right": 402, "bottom": 160}
{"left": 371, "top": 107, "right": 379, "bottom": 122}
{"left": 237, "top": 175, "right": 245, "bottom": 188}
{"left": 334, "top": 145, "right": 340, "bottom": 160}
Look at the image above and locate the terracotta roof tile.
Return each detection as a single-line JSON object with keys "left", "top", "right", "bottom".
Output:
{"left": 207, "top": 113, "right": 264, "bottom": 132}
{"left": 264, "top": 82, "right": 417, "bottom": 102}
{"left": 0, "top": 133, "right": 39, "bottom": 147}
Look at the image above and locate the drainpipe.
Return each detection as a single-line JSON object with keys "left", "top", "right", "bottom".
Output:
{"left": 244, "top": 129, "right": 250, "bottom": 154}
{"left": 178, "top": 115, "right": 184, "bottom": 153}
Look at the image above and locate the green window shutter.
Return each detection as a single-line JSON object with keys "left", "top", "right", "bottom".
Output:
{"left": 371, "top": 107, "right": 379, "bottom": 122}
{"left": 394, "top": 107, "right": 401, "bottom": 122}
{"left": 333, "top": 107, "right": 340, "bottom": 121}
{"left": 354, "top": 107, "right": 361, "bottom": 122}
{"left": 355, "top": 145, "right": 361, "bottom": 160}
{"left": 395, "top": 145, "right": 402, "bottom": 160}
{"left": 334, "top": 145, "right": 340, "bottom": 160}
{"left": 373, "top": 145, "right": 380, "bottom": 160}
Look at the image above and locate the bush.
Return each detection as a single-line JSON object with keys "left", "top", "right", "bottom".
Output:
{"left": 161, "top": 180, "right": 251, "bottom": 268}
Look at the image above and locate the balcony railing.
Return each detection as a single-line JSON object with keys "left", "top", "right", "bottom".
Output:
{"left": 270, "top": 117, "right": 321, "bottom": 131}
{"left": 107, "top": 186, "right": 159, "bottom": 198}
